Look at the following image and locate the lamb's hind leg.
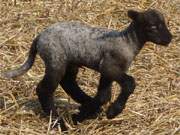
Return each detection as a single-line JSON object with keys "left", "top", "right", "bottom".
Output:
{"left": 59, "top": 66, "right": 96, "bottom": 129}
{"left": 60, "top": 66, "right": 93, "bottom": 104}
{"left": 61, "top": 68, "right": 111, "bottom": 106}
{"left": 36, "top": 65, "right": 65, "bottom": 116}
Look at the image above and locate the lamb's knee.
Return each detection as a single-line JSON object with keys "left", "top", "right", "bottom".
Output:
{"left": 95, "top": 90, "right": 111, "bottom": 105}
{"left": 36, "top": 78, "right": 58, "bottom": 94}
{"left": 120, "top": 75, "right": 136, "bottom": 94}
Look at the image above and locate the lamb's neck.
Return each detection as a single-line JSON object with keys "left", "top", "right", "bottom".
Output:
{"left": 120, "top": 22, "right": 146, "bottom": 55}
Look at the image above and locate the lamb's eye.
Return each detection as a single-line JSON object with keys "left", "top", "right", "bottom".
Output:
{"left": 151, "top": 25, "right": 157, "bottom": 29}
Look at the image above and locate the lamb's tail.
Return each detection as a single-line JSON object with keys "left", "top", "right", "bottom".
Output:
{"left": 1, "top": 38, "right": 38, "bottom": 79}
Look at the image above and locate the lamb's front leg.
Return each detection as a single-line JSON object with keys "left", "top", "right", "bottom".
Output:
{"left": 94, "top": 75, "right": 112, "bottom": 106}
{"left": 106, "top": 73, "right": 136, "bottom": 119}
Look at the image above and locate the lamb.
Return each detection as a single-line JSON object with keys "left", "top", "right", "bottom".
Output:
{"left": 2, "top": 9, "right": 172, "bottom": 125}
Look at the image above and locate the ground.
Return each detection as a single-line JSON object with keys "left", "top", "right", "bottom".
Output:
{"left": 0, "top": 0, "right": 179, "bottom": 135}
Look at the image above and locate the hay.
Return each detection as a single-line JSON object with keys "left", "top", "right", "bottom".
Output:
{"left": 0, "top": 0, "right": 179, "bottom": 134}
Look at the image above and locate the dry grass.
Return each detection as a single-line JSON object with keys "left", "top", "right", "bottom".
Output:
{"left": 0, "top": 0, "right": 179, "bottom": 134}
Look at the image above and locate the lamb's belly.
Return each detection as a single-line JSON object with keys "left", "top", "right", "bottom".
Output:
{"left": 78, "top": 55, "right": 101, "bottom": 70}
{"left": 69, "top": 50, "right": 101, "bottom": 70}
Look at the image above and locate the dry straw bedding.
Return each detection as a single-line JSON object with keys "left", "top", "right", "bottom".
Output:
{"left": 0, "top": 0, "right": 179, "bottom": 135}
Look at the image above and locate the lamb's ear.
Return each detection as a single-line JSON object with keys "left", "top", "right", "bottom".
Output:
{"left": 128, "top": 10, "right": 140, "bottom": 21}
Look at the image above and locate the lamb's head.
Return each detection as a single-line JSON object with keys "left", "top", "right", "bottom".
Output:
{"left": 128, "top": 9, "right": 172, "bottom": 46}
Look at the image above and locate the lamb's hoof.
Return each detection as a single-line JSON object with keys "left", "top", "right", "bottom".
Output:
{"left": 106, "top": 104, "right": 124, "bottom": 119}
{"left": 51, "top": 118, "right": 68, "bottom": 131}
{"left": 71, "top": 111, "right": 99, "bottom": 124}
{"left": 72, "top": 105, "right": 102, "bottom": 124}
{"left": 58, "top": 119, "right": 68, "bottom": 131}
